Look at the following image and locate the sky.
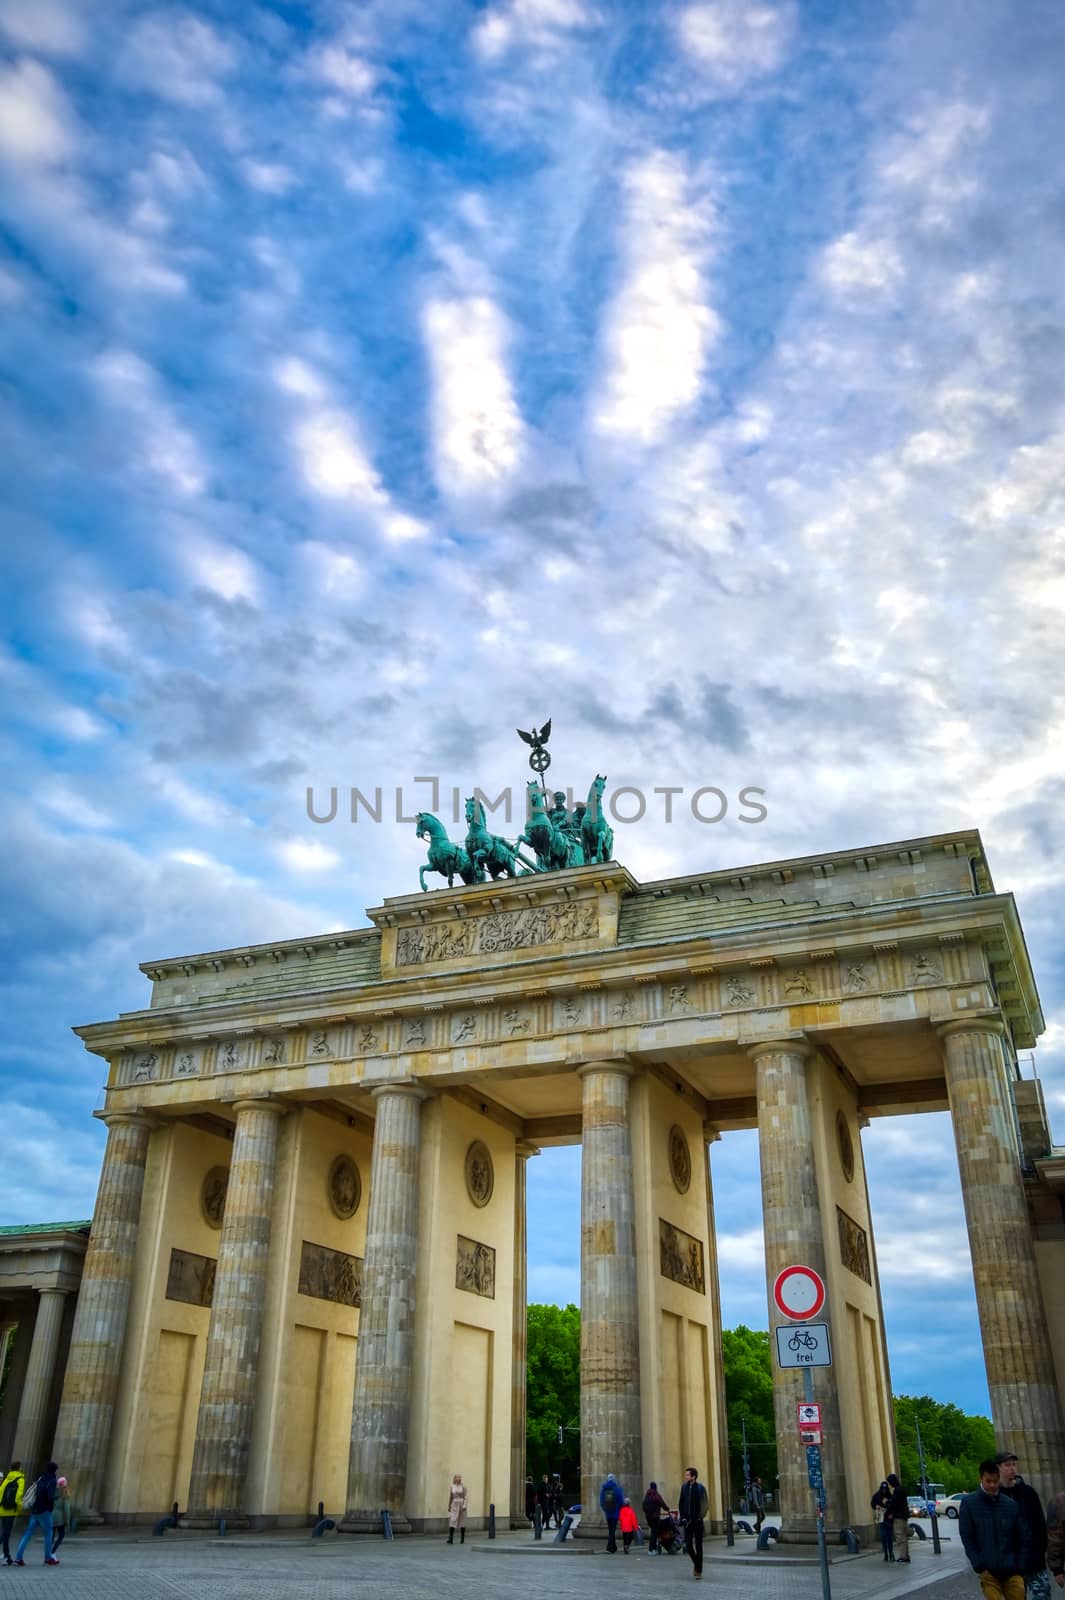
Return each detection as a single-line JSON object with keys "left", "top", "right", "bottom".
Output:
{"left": 2, "top": 0, "right": 1064, "bottom": 1425}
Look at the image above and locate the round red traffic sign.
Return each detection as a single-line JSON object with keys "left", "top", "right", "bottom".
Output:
{"left": 773, "top": 1264, "right": 826, "bottom": 1321}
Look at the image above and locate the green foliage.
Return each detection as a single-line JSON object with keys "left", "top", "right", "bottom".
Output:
{"left": 722, "top": 1324, "right": 778, "bottom": 1497}
{"left": 893, "top": 1394, "right": 995, "bottom": 1494}
{"left": 526, "top": 1303, "right": 581, "bottom": 1486}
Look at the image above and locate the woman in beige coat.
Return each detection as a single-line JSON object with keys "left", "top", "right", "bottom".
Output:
{"left": 447, "top": 1474, "right": 468, "bottom": 1544}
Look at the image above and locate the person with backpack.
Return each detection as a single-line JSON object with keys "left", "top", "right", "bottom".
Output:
{"left": 643, "top": 1480, "right": 669, "bottom": 1553}
{"left": 13, "top": 1461, "right": 60, "bottom": 1566}
{"left": 600, "top": 1473, "right": 624, "bottom": 1552}
{"left": 1, "top": 1461, "right": 25, "bottom": 1564}
{"left": 678, "top": 1465, "right": 709, "bottom": 1579}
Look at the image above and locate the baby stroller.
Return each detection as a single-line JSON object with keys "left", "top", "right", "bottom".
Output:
{"left": 656, "top": 1510, "right": 682, "bottom": 1554}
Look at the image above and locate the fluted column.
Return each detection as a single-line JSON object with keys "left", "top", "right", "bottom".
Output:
{"left": 186, "top": 1098, "right": 285, "bottom": 1525}
{"left": 510, "top": 1140, "right": 538, "bottom": 1525}
{"left": 941, "top": 1020, "right": 1065, "bottom": 1483}
{"left": 12, "top": 1289, "right": 69, "bottom": 1471}
{"left": 703, "top": 1124, "right": 731, "bottom": 1528}
{"left": 52, "top": 1111, "right": 153, "bottom": 1517}
{"left": 343, "top": 1084, "right": 427, "bottom": 1532}
{"left": 752, "top": 1040, "right": 844, "bottom": 1536}
{"left": 578, "top": 1060, "right": 641, "bottom": 1528}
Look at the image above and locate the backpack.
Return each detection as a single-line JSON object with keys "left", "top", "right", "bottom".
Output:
{"left": 603, "top": 1486, "right": 618, "bottom": 1513}
{"left": 1, "top": 1477, "right": 19, "bottom": 1512}
{"left": 20, "top": 1479, "right": 36, "bottom": 1513}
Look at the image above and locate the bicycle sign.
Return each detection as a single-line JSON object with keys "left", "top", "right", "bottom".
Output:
{"left": 775, "top": 1321, "right": 833, "bottom": 1368}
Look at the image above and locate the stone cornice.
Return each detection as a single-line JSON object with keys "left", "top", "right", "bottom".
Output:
{"left": 75, "top": 889, "right": 1041, "bottom": 1058}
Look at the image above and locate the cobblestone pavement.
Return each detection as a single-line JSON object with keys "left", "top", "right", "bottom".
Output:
{"left": 0, "top": 1525, "right": 975, "bottom": 1600}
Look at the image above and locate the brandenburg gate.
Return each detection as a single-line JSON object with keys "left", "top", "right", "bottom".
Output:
{"left": 47, "top": 824, "right": 1065, "bottom": 1534}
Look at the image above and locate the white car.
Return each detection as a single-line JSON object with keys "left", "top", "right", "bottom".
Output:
{"left": 934, "top": 1493, "right": 966, "bottom": 1519}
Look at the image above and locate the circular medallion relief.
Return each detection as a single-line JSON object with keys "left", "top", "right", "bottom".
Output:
{"left": 329, "top": 1154, "right": 362, "bottom": 1219}
{"left": 669, "top": 1125, "right": 692, "bottom": 1194}
{"left": 836, "top": 1110, "right": 855, "bottom": 1184}
{"left": 201, "top": 1166, "right": 230, "bottom": 1230}
{"left": 465, "top": 1140, "right": 494, "bottom": 1208}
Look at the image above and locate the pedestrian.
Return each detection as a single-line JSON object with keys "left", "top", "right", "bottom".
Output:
{"left": 643, "top": 1480, "right": 668, "bottom": 1554}
{"left": 888, "top": 1473, "right": 911, "bottom": 1564}
{"left": 750, "top": 1474, "right": 766, "bottom": 1533}
{"left": 1, "top": 1460, "right": 25, "bottom": 1565}
{"left": 446, "top": 1472, "right": 467, "bottom": 1545}
{"left": 600, "top": 1473, "right": 624, "bottom": 1553}
{"left": 539, "top": 1473, "right": 554, "bottom": 1530}
{"left": 1046, "top": 1488, "right": 1064, "bottom": 1590}
{"left": 14, "top": 1461, "right": 60, "bottom": 1567}
{"left": 678, "top": 1465, "right": 709, "bottom": 1580}
{"left": 51, "top": 1478, "right": 70, "bottom": 1552}
{"left": 872, "top": 1480, "right": 894, "bottom": 1561}
{"left": 524, "top": 1476, "right": 536, "bottom": 1522}
{"left": 619, "top": 1498, "right": 639, "bottom": 1554}
{"left": 960, "top": 1458, "right": 1029, "bottom": 1600}
{"left": 998, "top": 1451, "right": 1050, "bottom": 1600}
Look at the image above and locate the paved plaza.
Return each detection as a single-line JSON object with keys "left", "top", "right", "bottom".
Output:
{"left": 0, "top": 1525, "right": 974, "bottom": 1600}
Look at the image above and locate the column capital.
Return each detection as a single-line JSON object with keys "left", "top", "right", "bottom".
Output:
{"left": 369, "top": 1081, "right": 430, "bottom": 1104}
{"left": 936, "top": 1018, "right": 1006, "bottom": 1043}
{"left": 747, "top": 1036, "right": 816, "bottom": 1063}
{"left": 36, "top": 1285, "right": 71, "bottom": 1299}
{"left": 702, "top": 1121, "right": 722, "bottom": 1144}
{"left": 98, "top": 1109, "right": 156, "bottom": 1131}
{"left": 575, "top": 1056, "right": 637, "bottom": 1081}
{"left": 515, "top": 1139, "right": 541, "bottom": 1161}
{"left": 230, "top": 1096, "right": 288, "bottom": 1118}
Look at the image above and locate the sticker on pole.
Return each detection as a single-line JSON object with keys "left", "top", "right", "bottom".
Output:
{"left": 798, "top": 1403, "right": 822, "bottom": 1428}
{"left": 772, "top": 1264, "right": 826, "bottom": 1321}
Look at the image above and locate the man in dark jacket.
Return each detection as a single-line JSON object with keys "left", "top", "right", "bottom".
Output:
{"left": 678, "top": 1466, "right": 709, "bottom": 1579}
{"left": 960, "top": 1459, "right": 1029, "bottom": 1600}
{"left": 1046, "top": 1489, "right": 1065, "bottom": 1591}
{"left": 888, "top": 1474, "right": 911, "bottom": 1564}
{"left": 14, "top": 1463, "right": 59, "bottom": 1567}
{"left": 998, "top": 1452, "right": 1049, "bottom": 1600}
{"left": 643, "top": 1481, "right": 668, "bottom": 1553}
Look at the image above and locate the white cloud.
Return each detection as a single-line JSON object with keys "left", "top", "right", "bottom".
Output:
{"left": 593, "top": 151, "right": 719, "bottom": 445}
{"left": 307, "top": 39, "right": 376, "bottom": 99}
{"left": 674, "top": 0, "right": 797, "bottom": 95}
{"left": 119, "top": 10, "right": 236, "bottom": 108}
{"left": 275, "top": 837, "right": 342, "bottom": 874}
{"left": 423, "top": 295, "right": 526, "bottom": 494}
{"left": 179, "top": 535, "right": 262, "bottom": 604}
{"left": 241, "top": 159, "right": 296, "bottom": 195}
{"left": 0, "top": 58, "right": 75, "bottom": 166}
{"left": 0, "top": 0, "right": 85, "bottom": 57}
{"left": 37, "top": 780, "right": 113, "bottom": 831}
{"left": 820, "top": 231, "right": 904, "bottom": 297}
{"left": 473, "top": 0, "right": 599, "bottom": 63}
{"left": 92, "top": 349, "right": 206, "bottom": 496}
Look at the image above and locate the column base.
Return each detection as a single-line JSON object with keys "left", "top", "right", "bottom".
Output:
{"left": 338, "top": 1510, "right": 412, "bottom": 1535}
{"left": 73, "top": 1509, "right": 106, "bottom": 1527}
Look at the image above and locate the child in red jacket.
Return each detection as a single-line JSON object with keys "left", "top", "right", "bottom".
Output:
{"left": 619, "top": 1499, "right": 640, "bottom": 1553}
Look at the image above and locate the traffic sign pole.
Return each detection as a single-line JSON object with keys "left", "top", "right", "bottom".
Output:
{"left": 804, "top": 1364, "right": 832, "bottom": 1600}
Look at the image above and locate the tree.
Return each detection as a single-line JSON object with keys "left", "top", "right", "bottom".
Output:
{"left": 526, "top": 1303, "right": 581, "bottom": 1486}
{"left": 892, "top": 1394, "right": 995, "bottom": 1493}
{"left": 722, "top": 1325, "right": 778, "bottom": 1500}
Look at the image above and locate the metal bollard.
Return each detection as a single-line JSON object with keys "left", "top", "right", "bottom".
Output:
{"left": 839, "top": 1528, "right": 859, "bottom": 1553}
{"left": 553, "top": 1514, "right": 574, "bottom": 1544}
{"left": 312, "top": 1519, "right": 336, "bottom": 1538}
{"left": 382, "top": 1509, "right": 394, "bottom": 1540}
{"left": 726, "top": 1507, "right": 734, "bottom": 1547}
{"left": 218, "top": 1518, "right": 227, "bottom": 1537}
{"left": 533, "top": 1505, "right": 543, "bottom": 1541}
{"left": 489, "top": 1503, "right": 496, "bottom": 1539}
{"left": 317, "top": 1501, "right": 324, "bottom": 1523}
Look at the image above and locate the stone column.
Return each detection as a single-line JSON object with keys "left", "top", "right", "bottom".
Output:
{"left": 12, "top": 1289, "right": 69, "bottom": 1471}
{"left": 752, "top": 1039, "right": 844, "bottom": 1536}
{"left": 941, "top": 1020, "right": 1065, "bottom": 1483}
{"left": 186, "top": 1098, "right": 286, "bottom": 1526}
{"left": 343, "top": 1084, "right": 427, "bottom": 1533}
{"left": 578, "top": 1060, "right": 641, "bottom": 1529}
{"left": 52, "top": 1111, "right": 153, "bottom": 1518}
{"left": 702, "top": 1124, "right": 731, "bottom": 1529}
{"left": 510, "top": 1140, "right": 538, "bottom": 1526}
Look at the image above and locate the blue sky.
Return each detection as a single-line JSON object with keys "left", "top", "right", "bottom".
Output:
{"left": 2, "top": 0, "right": 1064, "bottom": 1423}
